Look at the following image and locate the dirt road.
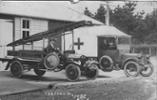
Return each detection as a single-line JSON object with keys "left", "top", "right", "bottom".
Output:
{"left": 0, "top": 57, "right": 156, "bottom": 100}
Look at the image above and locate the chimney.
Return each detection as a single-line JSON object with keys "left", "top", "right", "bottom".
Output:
{"left": 106, "top": 1, "right": 110, "bottom": 26}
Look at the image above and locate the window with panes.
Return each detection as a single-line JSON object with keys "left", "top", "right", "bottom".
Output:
{"left": 22, "top": 19, "right": 30, "bottom": 39}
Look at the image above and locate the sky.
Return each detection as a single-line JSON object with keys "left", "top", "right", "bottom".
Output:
{"left": 52, "top": 0, "right": 157, "bottom": 16}
{"left": 66, "top": 1, "right": 157, "bottom": 15}
{"left": 0, "top": 1, "right": 157, "bottom": 15}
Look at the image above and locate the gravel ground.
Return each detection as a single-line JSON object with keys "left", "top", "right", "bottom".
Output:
{"left": 53, "top": 77, "right": 155, "bottom": 100}
{"left": 0, "top": 77, "right": 155, "bottom": 100}
{"left": 0, "top": 57, "right": 156, "bottom": 100}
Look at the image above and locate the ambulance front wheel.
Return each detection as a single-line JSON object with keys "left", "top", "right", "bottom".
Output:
{"left": 65, "top": 64, "right": 81, "bottom": 81}
{"left": 124, "top": 61, "right": 140, "bottom": 77}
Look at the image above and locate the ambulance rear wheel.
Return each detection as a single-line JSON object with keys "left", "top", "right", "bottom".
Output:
{"left": 99, "top": 55, "right": 113, "bottom": 72}
{"left": 10, "top": 60, "right": 23, "bottom": 78}
{"left": 65, "top": 64, "right": 81, "bottom": 81}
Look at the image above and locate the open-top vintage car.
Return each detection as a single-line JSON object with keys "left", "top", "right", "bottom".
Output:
{"left": 0, "top": 21, "right": 98, "bottom": 81}
{"left": 98, "top": 36, "right": 154, "bottom": 77}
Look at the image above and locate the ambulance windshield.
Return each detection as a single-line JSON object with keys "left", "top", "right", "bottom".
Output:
{"left": 103, "top": 37, "right": 117, "bottom": 50}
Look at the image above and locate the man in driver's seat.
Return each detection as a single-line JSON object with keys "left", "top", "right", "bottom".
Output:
{"left": 45, "top": 38, "right": 57, "bottom": 53}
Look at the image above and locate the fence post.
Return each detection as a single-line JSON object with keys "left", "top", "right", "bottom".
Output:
{"left": 149, "top": 48, "right": 152, "bottom": 56}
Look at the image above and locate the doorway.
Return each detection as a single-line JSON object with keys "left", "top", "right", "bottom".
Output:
{"left": 97, "top": 36, "right": 117, "bottom": 59}
{"left": 0, "top": 19, "right": 13, "bottom": 57}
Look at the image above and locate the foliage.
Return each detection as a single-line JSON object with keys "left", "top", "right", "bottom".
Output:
{"left": 143, "top": 9, "right": 157, "bottom": 44}
{"left": 109, "top": 2, "right": 146, "bottom": 43}
{"left": 84, "top": 7, "right": 95, "bottom": 18}
{"left": 95, "top": 5, "right": 107, "bottom": 24}
{"left": 84, "top": 2, "right": 157, "bottom": 44}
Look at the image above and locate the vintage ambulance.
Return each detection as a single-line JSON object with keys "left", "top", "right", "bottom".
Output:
{"left": 64, "top": 25, "right": 154, "bottom": 77}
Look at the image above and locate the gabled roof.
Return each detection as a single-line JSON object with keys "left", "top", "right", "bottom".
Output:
{"left": 0, "top": 2, "right": 103, "bottom": 25}
{"left": 74, "top": 25, "right": 131, "bottom": 37}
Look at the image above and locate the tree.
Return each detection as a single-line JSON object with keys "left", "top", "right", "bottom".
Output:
{"left": 83, "top": 2, "right": 157, "bottom": 44}
{"left": 111, "top": 2, "right": 137, "bottom": 33}
{"left": 84, "top": 7, "right": 95, "bottom": 18}
{"left": 144, "top": 8, "right": 157, "bottom": 43}
{"left": 95, "top": 5, "right": 107, "bottom": 24}
{"left": 109, "top": 2, "right": 147, "bottom": 43}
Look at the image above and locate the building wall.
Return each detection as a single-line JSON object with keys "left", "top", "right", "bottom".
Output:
{"left": 63, "top": 27, "right": 98, "bottom": 57}
{"left": 14, "top": 17, "right": 48, "bottom": 50}
{"left": 48, "top": 20, "right": 72, "bottom": 51}
{"left": 0, "top": 19, "right": 13, "bottom": 58}
{"left": 63, "top": 27, "right": 132, "bottom": 57}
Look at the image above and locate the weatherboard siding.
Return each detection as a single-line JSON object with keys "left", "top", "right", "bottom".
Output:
{"left": 14, "top": 17, "right": 48, "bottom": 50}
{"left": 31, "top": 19, "right": 48, "bottom": 35}
{"left": 30, "top": 18, "right": 48, "bottom": 50}
{"left": 48, "top": 21, "right": 72, "bottom": 50}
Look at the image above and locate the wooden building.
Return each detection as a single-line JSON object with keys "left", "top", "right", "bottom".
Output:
{"left": 0, "top": 2, "right": 132, "bottom": 59}
{"left": 0, "top": 2, "right": 102, "bottom": 57}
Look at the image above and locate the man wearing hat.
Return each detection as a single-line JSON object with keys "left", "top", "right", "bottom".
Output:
{"left": 44, "top": 37, "right": 58, "bottom": 53}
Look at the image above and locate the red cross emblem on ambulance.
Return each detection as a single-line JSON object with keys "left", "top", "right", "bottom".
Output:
{"left": 74, "top": 38, "right": 84, "bottom": 50}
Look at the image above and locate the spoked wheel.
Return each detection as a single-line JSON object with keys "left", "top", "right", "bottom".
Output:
{"left": 34, "top": 62, "right": 46, "bottom": 77}
{"left": 65, "top": 64, "right": 81, "bottom": 81}
{"left": 140, "top": 62, "right": 154, "bottom": 77}
{"left": 99, "top": 55, "right": 113, "bottom": 72}
{"left": 10, "top": 60, "right": 23, "bottom": 78}
{"left": 44, "top": 52, "right": 60, "bottom": 70}
{"left": 85, "top": 63, "right": 98, "bottom": 80}
{"left": 124, "top": 61, "right": 140, "bottom": 77}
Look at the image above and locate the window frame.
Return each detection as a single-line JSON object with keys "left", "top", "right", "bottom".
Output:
{"left": 21, "top": 18, "right": 31, "bottom": 39}
{"left": 118, "top": 37, "right": 131, "bottom": 45}
{"left": 22, "top": 31, "right": 30, "bottom": 39}
{"left": 22, "top": 19, "right": 30, "bottom": 29}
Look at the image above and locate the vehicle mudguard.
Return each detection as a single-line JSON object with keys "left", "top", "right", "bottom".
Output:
{"left": 5, "top": 58, "right": 20, "bottom": 70}
{"left": 122, "top": 57, "right": 139, "bottom": 69}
